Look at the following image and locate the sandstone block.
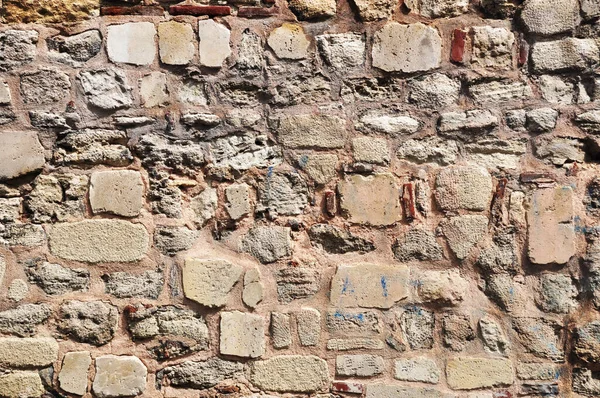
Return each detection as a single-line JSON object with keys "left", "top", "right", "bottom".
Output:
{"left": 267, "top": 24, "right": 310, "bottom": 60}
{"left": 0, "top": 372, "right": 44, "bottom": 398}
{"left": 107, "top": 23, "right": 156, "bottom": 66}
{"left": 296, "top": 308, "right": 320, "bottom": 346}
{"left": 471, "top": 26, "right": 514, "bottom": 69}
{"left": 407, "top": 73, "right": 460, "bottom": 108}
{"left": 336, "top": 354, "right": 384, "bottom": 377}
{"left": 198, "top": 20, "right": 231, "bottom": 68}
{"left": 277, "top": 114, "right": 347, "bottom": 149}
{"left": 441, "top": 215, "right": 489, "bottom": 260}
{"left": 240, "top": 226, "right": 292, "bottom": 263}
{"left": 158, "top": 21, "right": 194, "bottom": 65}
{"left": 160, "top": 358, "right": 243, "bottom": 389}
{"left": 415, "top": 269, "right": 468, "bottom": 305}
{"left": 356, "top": 111, "right": 420, "bottom": 135}
{"left": 140, "top": 71, "right": 169, "bottom": 108}
{"left": 394, "top": 357, "right": 440, "bottom": 384}
{"left": 366, "top": 384, "right": 452, "bottom": 398}
{"left": 531, "top": 38, "right": 599, "bottom": 73}
{"left": 92, "top": 355, "right": 147, "bottom": 398}
{"left": 225, "top": 183, "right": 251, "bottom": 220}
{"left": 297, "top": 154, "right": 337, "bottom": 185}
{"left": 90, "top": 170, "right": 143, "bottom": 217}
{"left": 317, "top": 33, "right": 365, "bottom": 69}
{"left": 271, "top": 312, "right": 292, "bottom": 348}
{"left": 59, "top": 351, "right": 91, "bottom": 396}
{"left": 243, "top": 268, "right": 264, "bottom": 308}
{"left": 287, "top": 0, "right": 335, "bottom": 19}
{"left": 520, "top": 0, "right": 579, "bottom": 35}
{"left": 0, "top": 131, "right": 45, "bottom": 181}
{"left": 49, "top": 220, "right": 149, "bottom": 263}
{"left": 220, "top": 311, "right": 265, "bottom": 358}
{"left": 352, "top": 137, "right": 389, "bottom": 165}
{"left": 248, "top": 355, "right": 329, "bottom": 393}
{"left": 182, "top": 258, "right": 242, "bottom": 307}
{"left": 446, "top": 357, "right": 513, "bottom": 390}
{"left": 0, "top": 337, "right": 58, "bottom": 368}
{"left": 434, "top": 165, "right": 493, "bottom": 212}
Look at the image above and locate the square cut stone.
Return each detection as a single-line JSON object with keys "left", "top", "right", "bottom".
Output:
{"left": 0, "top": 131, "right": 45, "bottom": 181}
{"left": 92, "top": 355, "right": 147, "bottom": 398}
{"left": 90, "top": 170, "right": 144, "bottom": 217}
{"left": 198, "top": 20, "right": 231, "bottom": 68}
{"left": 220, "top": 311, "right": 265, "bottom": 358}
{"left": 158, "top": 21, "right": 195, "bottom": 65}
{"left": 107, "top": 22, "right": 156, "bottom": 66}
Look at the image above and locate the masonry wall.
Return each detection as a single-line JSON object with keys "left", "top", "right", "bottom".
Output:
{"left": 0, "top": 0, "right": 599, "bottom": 397}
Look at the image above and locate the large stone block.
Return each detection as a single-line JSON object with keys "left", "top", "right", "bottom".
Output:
{"left": 89, "top": 170, "right": 144, "bottom": 217}
{"left": 248, "top": 355, "right": 329, "bottom": 393}
{"left": 0, "top": 372, "right": 44, "bottom": 398}
{"left": 198, "top": 20, "right": 231, "bottom": 68}
{"left": 520, "top": 0, "right": 579, "bottom": 35}
{"left": 277, "top": 114, "right": 347, "bottom": 149}
{"left": 446, "top": 357, "right": 513, "bottom": 390}
{"left": 434, "top": 165, "right": 493, "bottom": 212}
{"left": 0, "top": 132, "right": 45, "bottom": 181}
{"left": 158, "top": 21, "right": 195, "bottom": 65}
{"left": 92, "top": 355, "right": 147, "bottom": 398}
{"left": 0, "top": 337, "right": 58, "bottom": 368}
{"left": 182, "top": 259, "right": 242, "bottom": 307}
{"left": 531, "top": 38, "right": 599, "bottom": 73}
{"left": 107, "top": 22, "right": 156, "bottom": 66}
{"left": 59, "top": 351, "right": 91, "bottom": 395}
{"left": 220, "top": 311, "right": 265, "bottom": 358}
{"left": 268, "top": 24, "right": 310, "bottom": 60}
{"left": 3, "top": 0, "right": 98, "bottom": 23}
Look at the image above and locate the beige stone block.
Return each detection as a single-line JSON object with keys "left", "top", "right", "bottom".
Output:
{"left": 198, "top": 20, "right": 231, "bottom": 68}
{"left": 0, "top": 372, "right": 44, "bottom": 398}
{"left": 59, "top": 351, "right": 91, "bottom": 396}
{"left": 248, "top": 355, "right": 329, "bottom": 393}
{"left": 278, "top": 114, "right": 347, "bottom": 149}
{"left": 297, "top": 154, "right": 337, "bottom": 185}
{"left": 446, "top": 357, "right": 513, "bottom": 390}
{"left": 107, "top": 22, "right": 156, "bottom": 66}
{"left": 220, "top": 311, "right": 265, "bottom": 358}
{"left": 92, "top": 355, "right": 147, "bottom": 398}
{"left": 90, "top": 170, "right": 144, "bottom": 217}
{"left": 139, "top": 72, "right": 169, "bottom": 108}
{"left": 0, "top": 337, "right": 58, "bottom": 368}
{"left": 158, "top": 21, "right": 195, "bottom": 65}
{"left": 267, "top": 24, "right": 310, "bottom": 60}
{"left": 352, "top": 137, "right": 389, "bottom": 165}
{"left": 0, "top": 131, "right": 45, "bottom": 181}
{"left": 182, "top": 258, "right": 242, "bottom": 307}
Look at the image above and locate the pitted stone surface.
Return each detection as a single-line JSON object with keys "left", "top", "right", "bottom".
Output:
{"left": 434, "top": 165, "right": 493, "bottom": 212}
{"left": 248, "top": 355, "right": 329, "bottom": 393}
{"left": 92, "top": 355, "right": 147, "bottom": 398}
{"left": 183, "top": 258, "right": 243, "bottom": 307}
{"left": 0, "top": 337, "right": 58, "bottom": 368}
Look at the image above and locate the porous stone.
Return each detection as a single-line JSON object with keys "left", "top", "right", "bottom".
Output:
{"left": 471, "top": 26, "right": 515, "bottom": 69}
{"left": 392, "top": 228, "right": 443, "bottom": 262}
{"left": 434, "top": 165, "right": 493, "bottom": 212}
{"left": 297, "top": 154, "right": 337, "bottom": 185}
{"left": 104, "top": 270, "right": 162, "bottom": 299}
{"left": 308, "top": 224, "right": 375, "bottom": 254}
{"left": 438, "top": 110, "right": 499, "bottom": 136}
{"left": 479, "top": 316, "right": 510, "bottom": 356}
{"left": 89, "top": 170, "right": 144, "bottom": 217}
{"left": 469, "top": 80, "right": 531, "bottom": 103}
{"left": 58, "top": 301, "right": 118, "bottom": 346}
{"left": 78, "top": 69, "right": 133, "bottom": 110}
{"left": 49, "top": 220, "right": 149, "bottom": 263}
{"left": 93, "top": 355, "right": 147, "bottom": 398}
{"left": 512, "top": 317, "right": 564, "bottom": 361}
{"left": 574, "top": 321, "right": 600, "bottom": 364}
{"left": 352, "top": 137, "right": 389, "bottom": 165}
{"left": 226, "top": 183, "right": 251, "bottom": 220}
{"left": 317, "top": 33, "right": 365, "bottom": 70}
{"left": 198, "top": 20, "right": 231, "bottom": 68}
{"left": 407, "top": 73, "right": 460, "bottom": 109}
{"left": 527, "top": 187, "right": 575, "bottom": 265}
{"left": 520, "top": 0, "right": 579, "bottom": 36}
{"left": 394, "top": 357, "right": 441, "bottom": 384}
{"left": 23, "top": 174, "right": 86, "bottom": 224}
{"left": 517, "top": 362, "right": 559, "bottom": 381}
{"left": 327, "top": 338, "right": 385, "bottom": 350}
{"left": 4, "top": 0, "right": 97, "bottom": 23}
{"left": 296, "top": 308, "right": 320, "bottom": 346}
{"left": 158, "top": 21, "right": 194, "bottom": 65}
{"left": 442, "top": 313, "right": 475, "bottom": 351}
{"left": 277, "top": 114, "right": 347, "bottom": 149}
{"left": 0, "top": 372, "right": 44, "bottom": 398}
{"left": 326, "top": 309, "right": 381, "bottom": 336}
{"left": 582, "top": 0, "right": 600, "bottom": 19}
{"left": 336, "top": 354, "right": 384, "bottom": 377}
{"left": 531, "top": 38, "right": 599, "bottom": 73}
{"left": 0, "top": 224, "right": 46, "bottom": 247}
{"left": 0, "top": 131, "right": 45, "bottom": 181}
{"left": 537, "top": 273, "right": 577, "bottom": 313}
{"left": 59, "top": 351, "right": 91, "bottom": 396}
{"left": 48, "top": 30, "right": 102, "bottom": 65}
{"left": 372, "top": 22, "right": 442, "bottom": 73}
{"left": 248, "top": 355, "right": 329, "bottom": 393}
{"left": 271, "top": 312, "right": 292, "bottom": 348}
{"left": 240, "top": 226, "right": 292, "bottom": 264}
{"left": 397, "top": 137, "right": 459, "bottom": 165}
{"left": 20, "top": 68, "right": 70, "bottom": 105}
{"left": 0, "top": 304, "right": 51, "bottom": 337}
{"left": 415, "top": 269, "right": 468, "bottom": 305}
{"left": 26, "top": 261, "right": 89, "bottom": 296}
{"left": 401, "top": 307, "right": 434, "bottom": 350}
{"left": 0, "top": 337, "right": 58, "bottom": 368}
{"left": 365, "top": 384, "right": 452, "bottom": 398}
{"left": 154, "top": 227, "right": 198, "bottom": 255}
{"left": 140, "top": 71, "right": 169, "bottom": 108}
{"left": 183, "top": 258, "right": 242, "bottom": 307}
{"left": 356, "top": 112, "right": 420, "bottom": 135}
{"left": 268, "top": 24, "right": 310, "bottom": 60}
{"left": 331, "top": 263, "right": 409, "bottom": 308}
{"left": 526, "top": 108, "right": 558, "bottom": 133}
{"left": 338, "top": 173, "right": 401, "bottom": 226}
{"left": 538, "top": 75, "right": 574, "bottom": 104}
{"left": 287, "top": 0, "right": 336, "bottom": 19}
{"left": 243, "top": 268, "right": 263, "bottom": 308}
{"left": 406, "top": 0, "right": 468, "bottom": 17}
{"left": 276, "top": 267, "right": 320, "bottom": 303}
{"left": 237, "top": 30, "right": 264, "bottom": 70}
{"left": 7, "top": 279, "right": 28, "bottom": 302}
{"left": 0, "top": 30, "right": 38, "bottom": 71}
{"left": 220, "top": 311, "right": 265, "bottom": 358}
{"left": 440, "top": 215, "right": 489, "bottom": 260}
{"left": 190, "top": 187, "right": 217, "bottom": 227}
{"left": 107, "top": 22, "right": 156, "bottom": 66}
{"left": 257, "top": 171, "right": 308, "bottom": 216}
{"left": 351, "top": 0, "right": 396, "bottom": 20}
{"left": 160, "top": 358, "right": 243, "bottom": 389}
{"left": 55, "top": 129, "right": 133, "bottom": 167}
{"left": 446, "top": 357, "right": 514, "bottom": 390}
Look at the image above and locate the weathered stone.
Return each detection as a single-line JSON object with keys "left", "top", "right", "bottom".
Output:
{"left": 372, "top": 23, "right": 442, "bottom": 73}
{"left": 440, "top": 215, "right": 488, "bottom": 260}
{"left": 406, "top": 0, "right": 468, "bottom": 17}
{"left": 154, "top": 227, "right": 198, "bottom": 255}
{"left": 531, "top": 38, "right": 599, "bottom": 73}
{"left": 435, "top": 165, "right": 493, "bottom": 212}
{"left": 0, "top": 30, "right": 38, "bottom": 71}
{"left": 0, "top": 372, "right": 44, "bottom": 398}
{"left": 58, "top": 301, "right": 118, "bottom": 346}
{"left": 520, "top": 0, "right": 579, "bottom": 35}
{"left": 526, "top": 108, "right": 558, "bottom": 133}
{"left": 190, "top": 187, "right": 217, "bottom": 227}
{"left": 20, "top": 68, "right": 71, "bottom": 105}
{"left": 27, "top": 261, "right": 89, "bottom": 296}
{"left": 198, "top": 20, "right": 231, "bottom": 68}
{"left": 331, "top": 263, "right": 409, "bottom": 308}
{"left": 327, "top": 338, "right": 385, "bottom": 350}
{"left": 517, "top": 362, "right": 559, "bottom": 381}
{"left": 528, "top": 187, "right": 575, "bottom": 265}
{"left": 484, "top": 273, "right": 522, "bottom": 312}
{"left": 0, "top": 82, "right": 11, "bottom": 105}
{"left": 351, "top": 0, "right": 396, "bottom": 20}
{"left": 394, "top": 357, "right": 440, "bottom": 384}
{"left": 29, "top": 111, "right": 69, "bottom": 129}
{"left": 538, "top": 75, "right": 574, "bottom": 104}
{"left": 574, "top": 368, "right": 600, "bottom": 396}
{"left": 271, "top": 312, "right": 292, "bottom": 348}
{"left": 469, "top": 80, "right": 531, "bottom": 104}
{"left": 4, "top": 0, "right": 97, "bottom": 23}
{"left": 297, "top": 154, "right": 337, "bottom": 185}
{"left": 356, "top": 111, "right": 420, "bottom": 135}
{"left": 158, "top": 21, "right": 194, "bottom": 65}
{"left": 401, "top": 308, "right": 434, "bottom": 350}
{"left": 317, "top": 33, "right": 365, "bottom": 70}
{"left": 537, "top": 273, "right": 577, "bottom": 313}
{"left": 93, "top": 355, "right": 147, "bottom": 398}
{"left": 309, "top": 224, "right": 375, "bottom": 254}
{"left": 243, "top": 268, "right": 263, "bottom": 308}
{"left": 415, "top": 269, "right": 468, "bottom": 305}
{"left": 287, "top": 0, "right": 336, "bottom": 19}
{"left": 574, "top": 321, "right": 600, "bottom": 364}
{"left": 336, "top": 355, "right": 384, "bottom": 377}
{"left": 237, "top": 30, "right": 264, "bottom": 70}
{"left": 479, "top": 315, "right": 510, "bottom": 356}
{"left": 220, "top": 311, "right": 265, "bottom": 358}
{"left": 78, "top": 69, "right": 133, "bottom": 110}
{"left": 326, "top": 309, "right": 381, "bottom": 336}
{"left": 0, "top": 304, "right": 51, "bottom": 337}
{"left": 248, "top": 356, "right": 329, "bottom": 393}
{"left": 442, "top": 313, "right": 475, "bottom": 351}
{"left": 226, "top": 183, "right": 251, "bottom": 220}
{"left": 365, "top": 384, "right": 452, "bottom": 398}
{"left": 48, "top": 30, "right": 102, "bottom": 65}
{"left": 183, "top": 258, "right": 242, "bottom": 307}
{"left": 407, "top": 73, "right": 460, "bottom": 109}
{"left": 24, "top": 174, "right": 86, "bottom": 223}
{"left": 107, "top": 22, "right": 156, "bottom": 66}
{"left": 0, "top": 224, "right": 46, "bottom": 247}
{"left": 352, "top": 137, "right": 389, "bottom": 165}
{"left": 582, "top": 0, "right": 600, "bottom": 19}
{"left": 59, "top": 351, "right": 91, "bottom": 396}
{"left": 240, "top": 226, "right": 292, "bottom": 264}
{"left": 8, "top": 279, "right": 28, "bottom": 302}
{"left": 277, "top": 114, "right": 347, "bottom": 149}
{"left": 160, "top": 358, "right": 243, "bottom": 389}
{"left": 471, "top": 26, "right": 514, "bottom": 69}
{"left": 55, "top": 129, "right": 133, "bottom": 166}
{"left": 257, "top": 171, "right": 308, "bottom": 216}
{"left": 0, "top": 198, "right": 19, "bottom": 222}
{"left": 338, "top": 173, "right": 401, "bottom": 226}
{"left": 397, "top": 137, "right": 459, "bottom": 165}
{"left": 208, "top": 133, "right": 281, "bottom": 171}
{"left": 438, "top": 110, "right": 499, "bottom": 137}
{"left": 446, "top": 357, "right": 513, "bottom": 390}
{"left": 512, "top": 317, "right": 564, "bottom": 361}
{"left": 90, "top": 170, "right": 144, "bottom": 217}
{"left": 49, "top": 220, "right": 149, "bottom": 263}
{"left": 268, "top": 24, "right": 310, "bottom": 60}
{"left": 0, "top": 337, "right": 58, "bottom": 368}
{"left": 276, "top": 267, "right": 320, "bottom": 303}
{"left": 393, "top": 228, "right": 443, "bottom": 262}
{"left": 296, "top": 308, "right": 320, "bottom": 346}
{"left": 0, "top": 131, "right": 45, "bottom": 181}
{"left": 140, "top": 71, "right": 169, "bottom": 108}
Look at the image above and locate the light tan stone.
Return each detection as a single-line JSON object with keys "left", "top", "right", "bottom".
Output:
{"left": 330, "top": 263, "right": 409, "bottom": 308}
{"left": 49, "top": 220, "right": 149, "bottom": 263}
{"left": 287, "top": 0, "right": 336, "bottom": 19}
{"left": 336, "top": 354, "right": 384, "bottom": 376}
{"left": 0, "top": 82, "right": 11, "bottom": 105}
{"left": 296, "top": 307, "right": 320, "bottom": 346}
{"left": 0, "top": 337, "right": 59, "bottom": 368}
{"left": 366, "top": 384, "right": 452, "bottom": 398}
{"left": 107, "top": 22, "right": 156, "bottom": 66}
{"left": 59, "top": 351, "right": 91, "bottom": 396}
{"left": 158, "top": 21, "right": 195, "bottom": 65}
{"left": 415, "top": 269, "right": 468, "bottom": 305}
{"left": 394, "top": 357, "right": 441, "bottom": 384}
{"left": 248, "top": 355, "right": 329, "bottom": 393}
{"left": 434, "top": 165, "right": 493, "bottom": 212}
{"left": 140, "top": 72, "right": 169, "bottom": 108}
{"left": 225, "top": 183, "right": 251, "bottom": 221}
{"left": 337, "top": 173, "right": 401, "bottom": 226}
{"left": 7, "top": 279, "right": 28, "bottom": 302}
{"left": 89, "top": 170, "right": 144, "bottom": 217}
{"left": 441, "top": 215, "right": 488, "bottom": 260}
{"left": 297, "top": 154, "right": 337, "bottom": 185}
{"left": 242, "top": 267, "right": 263, "bottom": 308}
{"left": 92, "top": 355, "right": 147, "bottom": 398}
{"left": 446, "top": 357, "right": 513, "bottom": 390}
{"left": 267, "top": 24, "right": 310, "bottom": 60}
{"left": 0, "top": 131, "right": 45, "bottom": 181}
{"left": 182, "top": 258, "right": 243, "bottom": 307}
{"left": 3, "top": 0, "right": 98, "bottom": 23}
{"left": 528, "top": 187, "right": 575, "bottom": 265}
{"left": 278, "top": 114, "right": 347, "bottom": 149}
{"left": 220, "top": 311, "right": 265, "bottom": 358}
{"left": 0, "top": 372, "right": 44, "bottom": 398}
{"left": 198, "top": 20, "right": 231, "bottom": 68}
{"left": 352, "top": 137, "right": 389, "bottom": 165}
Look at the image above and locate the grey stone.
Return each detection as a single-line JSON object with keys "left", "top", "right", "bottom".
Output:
{"left": 0, "top": 224, "right": 46, "bottom": 247}
{"left": 576, "top": 109, "right": 600, "bottom": 133}
{"left": 531, "top": 38, "right": 599, "bottom": 73}
{"left": 326, "top": 309, "right": 381, "bottom": 336}
{"left": 438, "top": 110, "right": 499, "bottom": 137}
{"left": 440, "top": 215, "right": 489, "bottom": 260}
{"left": 476, "top": 230, "right": 519, "bottom": 274}
{"left": 29, "top": 111, "right": 70, "bottom": 129}
{"left": 93, "top": 355, "right": 147, "bottom": 398}
{"left": 48, "top": 30, "right": 102, "bottom": 65}
{"left": 355, "top": 111, "right": 420, "bottom": 135}
{"left": 276, "top": 267, "right": 320, "bottom": 303}
{"left": 407, "top": 73, "right": 460, "bottom": 109}
{"left": 78, "top": 68, "right": 133, "bottom": 110}
{"left": 526, "top": 108, "right": 558, "bottom": 133}
{"left": 26, "top": 261, "right": 89, "bottom": 295}
{"left": 397, "top": 137, "right": 459, "bottom": 166}
{"left": 574, "top": 368, "right": 600, "bottom": 396}
{"left": 582, "top": 0, "right": 600, "bottom": 19}
{"left": 208, "top": 133, "right": 281, "bottom": 171}
{"left": 241, "top": 226, "right": 292, "bottom": 264}
{"left": 517, "top": 362, "right": 559, "bottom": 381}
{"left": 134, "top": 134, "right": 205, "bottom": 173}
{"left": 243, "top": 268, "right": 263, "bottom": 308}
{"left": 520, "top": 0, "right": 579, "bottom": 35}
{"left": 226, "top": 183, "right": 251, "bottom": 220}
{"left": 103, "top": 270, "right": 163, "bottom": 299}
{"left": 317, "top": 33, "right": 365, "bottom": 70}
{"left": 512, "top": 317, "right": 564, "bottom": 361}
{"left": 537, "top": 273, "right": 577, "bottom": 314}
{"left": 58, "top": 300, "right": 118, "bottom": 346}
{"left": 336, "top": 354, "right": 384, "bottom": 377}
{"left": 327, "top": 338, "right": 385, "bottom": 350}
{"left": 538, "top": 75, "right": 575, "bottom": 104}
{"left": 534, "top": 136, "right": 585, "bottom": 166}
{"left": 154, "top": 226, "right": 198, "bottom": 255}
{"left": 8, "top": 279, "right": 28, "bottom": 302}
{"left": 21, "top": 69, "right": 71, "bottom": 105}
{"left": 271, "top": 312, "right": 292, "bottom": 348}
{"left": 469, "top": 80, "right": 531, "bottom": 104}
{"left": 574, "top": 321, "right": 600, "bottom": 364}
{"left": 0, "top": 30, "right": 38, "bottom": 71}
{"left": 257, "top": 172, "right": 308, "bottom": 216}
{"left": 393, "top": 228, "right": 443, "bottom": 262}
{"left": 55, "top": 129, "right": 133, "bottom": 167}
{"left": 248, "top": 355, "right": 329, "bottom": 393}
{"left": 277, "top": 114, "right": 347, "bottom": 149}
{"left": 0, "top": 198, "right": 19, "bottom": 223}
{"left": 0, "top": 303, "right": 51, "bottom": 337}
{"left": 160, "top": 358, "right": 243, "bottom": 389}
{"left": 308, "top": 224, "right": 375, "bottom": 254}
{"left": 479, "top": 316, "right": 510, "bottom": 356}
{"left": 401, "top": 307, "right": 434, "bottom": 350}
{"left": 237, "top": 29, "right": 264, "bottom": 70}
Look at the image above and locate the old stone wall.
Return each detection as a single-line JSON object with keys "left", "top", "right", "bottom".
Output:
{"left": 0, "top": 0, "right": 599, "bottom": 396}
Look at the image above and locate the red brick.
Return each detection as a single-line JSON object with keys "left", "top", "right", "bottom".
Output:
{"left": 451, "top": 29, "right": 467, "bottom": 63}
{"left": 401, "top": 182, "right": 416, "bottom": 222}
{"left": 169, "top": 4, "right": 231, "bottom": 16}
{"left": 101, "top": 5, "right": 164, "bottom": 15}
{"left": 332, "top": 381, "right": 364, "bottom": 394}
{"left": 238, "top": 6, "right": 279, "bottom": 18}
{"left": 324, "top": 190, "right": 336, "bottom": 217}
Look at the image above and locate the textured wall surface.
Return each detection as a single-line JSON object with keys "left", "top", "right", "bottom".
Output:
{"left": 0, "top": 0, "right": 600, "bottom": 397}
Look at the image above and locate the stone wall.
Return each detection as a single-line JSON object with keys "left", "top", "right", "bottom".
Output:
{"left": 0, "top": 0, "right": 599, "bottom": 396}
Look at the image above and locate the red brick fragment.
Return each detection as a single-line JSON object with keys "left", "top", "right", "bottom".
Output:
{"left": 101, "top": 5, "right": 164, "bottom": 15}
{"left": 401, "top": 183, "right": 416, "bottom": 222}
{"left": 332, "top": 381, "right": 364, "bottom": 394}
{"left": 520, "top": 172, "right": 554, "bottom": 184}
{"left": 324, "top": 190, "right": 336, "bottom": 217}
{"left": 169, "top": 4, "right": 231, "bottom": 16}
{"left": 238, "top": 6, "right": 279, "bottom": 17}
{"left": 451, "top": 29, "right": 467, "bottom": 63}
{"left": 518, "top": 34, "right": 529, "bottom": 67}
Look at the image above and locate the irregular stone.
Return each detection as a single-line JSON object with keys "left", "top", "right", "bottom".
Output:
{"left": 0, "top": 198, "right": 19, "bottom": 222}
{"left": 0, "top": 82, "right": 11, "bottom": 105}
{"left": 59, "top": 351, "right": 91, "bottom": 396}
{"left": 158, "top": 21, "right": 194, "bottom": 65}
{"left": 287, "top": 0, "right": 336, "bottom": 19}
{"left": 58, "top": 301, "right": 118, "bottom": 346}
{"left": 440, "top": 215, "right": 488, "bottom": 260}
{"left": 469, "top": 80, "right": 531, "bottom": 104}
{"left": 0, "top": 30, "right": 38, "bottom": 71}
{"left": 240, "top": 226, "right": 292, "bottom": 264}
{"left": 8, "top": 279, "right": 28, "bottom": 302}
{"left": 267, "top": 24, "right": 310, "bottom": 60}
{"left": 331, "top": 263, "right": 409, "bottom": 309}
{"left": 351, "top": 0, "right": 396, "bottom": 20}
{"left": 407, "top": 73, "right": 460, "bottom": 109}
{"left": 336, "top": 355, "right": 384, "bottom": 377}
{"left": 537, "top": 273, "right": 577, "bottom": 313}
{"left": 401, "top": 308, "right": 434, "bottom": 350}
{"left": 20, "top": 68, "right": 70, "bottom": 105}
{"left": 154, "top": 227, "right": 198, "bottom": 255}
{"left": 49, "top": 220, "right": 149, "bottom": 263}
{"left": 0, "top": 337, "right": 58, "bottom": 368}
{"left": 534, "top": 136, "right": 585, "bottom": 166}
{"left": 394, "top": 357, "right": 441, "bottom": 384}
{"left": 520, "top": 0, "right": 579, "bottom": 35}
{"left": 338, "top": 173, "right": 401, "bottom": 226}
{"left": 48, "top": 30, "right": 102, "bottom": 65}
{"left": 0, "top": 304, "right": 51, "bottom": 337}
{"left": 4, "top": 0, "right": 97, "bottom": 23}
{"left": 356, "top": 111, "right": 420, "bottom": 135}
{"left": 297, "top": 154, "right": 337, "bottom": 185}
{"left": 198, "top": 20, "right": 231, "bottom": 68}
{"left": 528, "top": 187, "right": 575, "bottom": 265}
{"left": 208, "top": 133, "right": 281, "bottom": 170}
{"left": 220, "top": 311, "right": 265, "bottom": 358}
{"left": 271, "top": 312, "right": 292, "bottom": 348}
{"left": 296, "top": 308, "right": 320, "bottom": 346}
{"left": 140, "top": 72, "right": 169, "bottom": 108}
{"left": 327, "top": 338, "right": 385, "bottom": 350}
{"left": 392, "top": 228, "right": 443, "bottom": 262}
{"left": 89, "top": 170, "right": 144, "bottom": 217}
{"left": 226, "top": 183, "right": 251, "bottom": 220}
{"left": 107, "top": 22, "right": 156, "bottom": 66}
{"left": 0, "top": 372, "right": 44, "bottom": 398}
{"left": 0, "top": 131, "right": 45, "bottom": 181}
{"left": 479, "top": 316, "right": 510, "bottom": 356}
{"left": 190, "top": 187, "right": 217, "bottom": 227}
{"left": 104, "top": 270, "right": 163, "bottom": 299}
{"left": 29, "top": 111, "right": 69, "bottom": 129}
{"left": 308, "top": 224, "right": 375, "bottom": 254}
{"left": 485, "top": 273, "right": 522, "bottom": 312}
{"left": 160, "top": 358, "right": 243, "bottom": 389}
{"left": 182, "top": 258, "right": 242, "bottom": 307}
{"left": 365, "top": 384, "right": 452, "bottom": 398}
{"left": 353, "top": 137, "right": 389, "bottom": 165}
{"left": 0, "top": 224, "right": 46, "bottom": 247}
{"left": 397, "top": 137, "right": 459, "bottom": 165}
{"left": 372, "top": 22, "right": 442, "bottom": 73}
{"left": 438, "top": 110, "right": 498, "bottom": 137}
{"left": 446, "top": 357, "right": 513, "bottom": 390}
{"left": 517, "top": 362, "right": 559, "bottom": 381}
{"left": 582, "top": 0, "right": 600, "bottom": 19}
{"left": 236, "top": 29, "right": 264, "bottom": 70}
{"left": 526, "top": 108, "right": 558, "bottom": 133}
{"left": 415, "top": 269, "right": 468, "bottom": 306}
{"left": 442, "top": 313, "right": 475, "bottom": 351}
{"left": 538, "top": 75, "right": 575, "bottom": 104}
{"left": 276, "top": 267, "right": 320, "bottom": 303}
{"left": 55, "top": 129, "right": 133, "bottom": 166}
{"left": 248, "top": 356, "right": 329, "bottom": 393}
{"left": 435, "top": 165, "right": 493, "bottom": 212}
{"left": 574, "top": 321, "right": 600, "bottom": 364}
{"left": 471, "top": 26, "right": 514, "bottom": 69}
{"left": 93, "top": 355, "right": 147, "bottom": 398}
{"left": 531, "top": 38, "right": 599, "bottom": 73}
{"left": 78, "top": 69, "right": 133, "bottom": 110}
{"left": 574, "top": 368, "right": 600, "bottom": 396}
{"left": 326, "top": 309, "right": 381, "bottom": 336}
{"left": 317, "top": 33, "right": 365, "bottom": 70}
{"left": 27, "top": 261, "right": 89, "bottom": 296}
{"left": 512, "top": 317, "right": 564, "bottom": 361}
{"left": 257, "top": 171, "right": 308, "bottom": 216}
{"left": 243, "top": 268, "right": 263, "bottom": 308}
{"left": 178, "top": 80, "right": 208, "bottom": 105}
{"left": 277, "top": 114, "right": 347, "bottom": 149}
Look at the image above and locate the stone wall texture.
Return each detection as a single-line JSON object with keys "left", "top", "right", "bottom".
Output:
{"left": 1, "top": 0, "right": 600, "bottom": 397}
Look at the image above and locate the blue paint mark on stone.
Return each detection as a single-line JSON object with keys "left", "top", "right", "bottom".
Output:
{"left": 333, "top": 310, "right": 365, "bottom": 323}
{"left": 341, "top": 276, "right": 354, "bottom": 295}
{"left": 381, "top": 276, "right": 388, "bottom": 297}
{"left": 267, "top": 166, "right": 273, "bottom": 177}
{"left": 298, "top": 155, "right": 309, "bottom": 167}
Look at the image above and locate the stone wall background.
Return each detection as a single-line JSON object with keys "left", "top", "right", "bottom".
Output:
{"left": 0, "top": 0, "right": 599, "bottom": 397}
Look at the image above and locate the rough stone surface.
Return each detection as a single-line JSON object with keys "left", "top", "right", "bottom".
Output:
{"left": 78, "top": 69, "right": 133, "bottom": 110}
{"left": 441, "top": 215, "right": 489, "bottom": 260}
{"left": 248, "top": 356, "right": 329, "bottom": 393}
{"left": 0, "top": 337, "right": 58, "bottom": 368}
{"left": 309, "top": 224, "right": 375, "bottom": 254}
{"left": 103, "top": 270, "right": 163, "bottom": 299}
{"left": 446, "top": 357, "right": 514, "bottom": 390}
{"left": 479, "top": 316, "right": 510, "bottom": 356}
{"left": 58, "top": 301, "right": 118, "bottom": 346}
{"left": 0, "top": 372, "right": 44, "bottom": 398}
{"left": 407, "top": 73, "right": 460, "bottom": 108}
{"left": 471, "top": 26, "right": 514, "bottom": 69}
{"left": 531, "top": 38, "right": 599, "bottom": 73}
{"left": 20, "top": 68, "right": 70, "bottom": 105}
{"left": 0, "top": 131, "right": 45, "bottom": 181}
{"left": 160, "top": 358, "right": 243, "bottom": 389}
{"left": 183, "top": 258, "right": 242, "bottom": 307}
{"left": 220, "top": 311, "right": 265, "bottom": 358}
{"left": 442, "top": 313, "right": 475, "bottom": 351}
{"left": 0, "top": 30, "right": 38, "bottom": 71}
{"left": 27, "top": 261, "right": 89, "bottom": 295}
{"left": 268, "top": 24, "right": 310, "bottom": 60}
{"left": 435, "top": 165, "right": 493, "bottom": 212}
{"left": 336, "top": 354, "right": 384, "bottom": 377}
{"left": 520, "top": 0, "right": 579, "bottom": 36}
{"left": 296, "top": 307, "right": 320, "bottom": 346}
{"left": 240, "top": 226, "right": 292, "bottom": 264}
{"left": 317, "top": 33, "right": 365, "bottom": 70}
{"left": 415, "top": 269, "right": 468, "bottom": 305}
{"left": 158, "top": 21, "right": 194, "bottom": 65}
{"left": 59, "top": 351, "right": 91, "bottom": 396}
{"left": 89, "top": 170, "right": 143, "bottom": 217}
{"left": 0, "top": 304, "right": 51, "bottom": 337}
{"left": 93, "top": 355, "right": 147, "bottom": 398}
{"left": 277, "top": 114, "right": 347, "bottom": 149}
{"left": 140, "top": 72, "right": 169, "bottom": 108}
{"left": 287, "top": 0, "right": 336, "bottom": 19}
{"left": 394, "top": 357, "right": 441, "bottom": 384}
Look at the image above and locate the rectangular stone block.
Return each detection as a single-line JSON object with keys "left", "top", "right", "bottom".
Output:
{"left": 446, "top": 357, "right": 514, "bottom": 390}
{"left": 0, "top": 337, "right": 58, "bottom": 368}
